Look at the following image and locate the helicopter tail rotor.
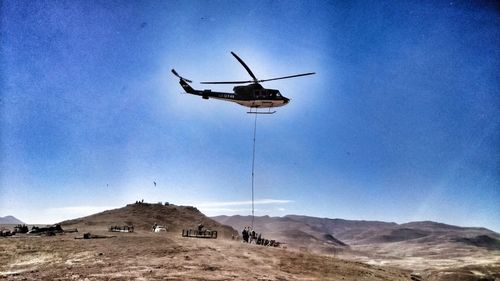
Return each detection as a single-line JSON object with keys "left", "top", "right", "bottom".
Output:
{"left": 171, "top": 69, "right": 193, "bottom": 83}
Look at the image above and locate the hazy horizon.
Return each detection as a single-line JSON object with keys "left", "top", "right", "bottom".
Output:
{"left": 2, "top": 202, "right": 499, "bottom": 233}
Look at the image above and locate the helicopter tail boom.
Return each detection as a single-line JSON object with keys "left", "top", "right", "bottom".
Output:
{"left": 179, "top": 78, "right": 196, "bottom": 94}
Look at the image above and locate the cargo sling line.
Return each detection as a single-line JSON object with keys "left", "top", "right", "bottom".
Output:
{"left": 251, "top": 113, "right": 257, "bottom": 229}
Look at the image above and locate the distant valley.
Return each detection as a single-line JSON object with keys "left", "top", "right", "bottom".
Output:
{"left": 213, "top": 214, "right": 499, "bottom": 248}
{"left": 213, "top": 214, "right": 500, "bottom": 271}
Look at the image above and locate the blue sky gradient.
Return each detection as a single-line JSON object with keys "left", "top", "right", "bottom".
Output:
{"left": 1, "top": 0, "right": 499, "bottom": 231}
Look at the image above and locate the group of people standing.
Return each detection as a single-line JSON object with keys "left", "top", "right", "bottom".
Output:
{"left": 241, "top": 227, "right": 281, "bottom": 247}
{"left": 241, "top": 227, "right": 258, "bottom": 243}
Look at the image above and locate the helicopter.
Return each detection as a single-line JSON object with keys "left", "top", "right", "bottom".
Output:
{"left": 172, "top": 52, "right": 315, "bottom": 114}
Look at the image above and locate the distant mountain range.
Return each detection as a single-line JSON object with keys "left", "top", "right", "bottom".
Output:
{"left": 0, "top": 215, "right": 25, "bottom": 225}
{"left": 212, "top": 215, "right": 500, "bottom": 253}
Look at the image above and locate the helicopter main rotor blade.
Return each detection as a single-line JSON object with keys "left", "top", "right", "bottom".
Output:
{"left": 200, "top": 80, "right": 254, "bottom": 84}
{"left": 200, "top": 72, "right": 316, "bottom": 84}
{"left": 171, "top": 69, "right": 193, "bottom": 83}
{"left": 258, "top": 72, "right": 316, "bottom": 83}
{"left": 231, "top": 52, "right": 258, "bottom": 83}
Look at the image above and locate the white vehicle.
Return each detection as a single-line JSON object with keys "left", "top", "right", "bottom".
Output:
{"left": 153, "top": 225, "right": 167, "bottom": 232}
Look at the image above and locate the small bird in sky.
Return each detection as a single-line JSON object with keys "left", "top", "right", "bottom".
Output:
{"left": 153, "top": 181, "right": 156, "bottom": 187}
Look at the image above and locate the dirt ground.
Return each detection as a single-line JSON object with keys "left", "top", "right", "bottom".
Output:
{"left": 0, "top": 231, "right": 411, "bottom": 281}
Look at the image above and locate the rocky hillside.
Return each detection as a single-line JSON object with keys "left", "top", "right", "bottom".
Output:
{"left": 61, "top": 202, "right": 237, "bottom": 238}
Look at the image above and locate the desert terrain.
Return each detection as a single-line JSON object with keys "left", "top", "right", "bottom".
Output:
{"left": 0, "top": 231, "right": 412, "bottom": 281}
{"left": 215, "top": 215, "right": 500, "bottom": 280}
{"left": 1, "top": 203, "right": 498, "bottom": 280}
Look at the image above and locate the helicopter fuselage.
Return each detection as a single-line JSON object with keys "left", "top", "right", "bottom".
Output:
{"left": 179, "top": 79, "right": 289, "bottom": 109}
{"left": 172, "top": 52, "right": 313, "bottom": 112}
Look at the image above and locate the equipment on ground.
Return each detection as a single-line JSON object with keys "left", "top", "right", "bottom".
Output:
{"left": 182, "top": 229, "right": 218, "bottom": 239}
{"left": 14, "top": 224, "right": 29, "bottom": 234}
{"left": 109, "top": 225, "right": 134, "bottom": 233}
{"left": 0, "top": 230, "right": 12, "bottom": 237}
{"left": 75, "top": 233, "right": 116, "bottom": 239}
{"left": 28, "top": 224, "right": 64, "bottom": 235}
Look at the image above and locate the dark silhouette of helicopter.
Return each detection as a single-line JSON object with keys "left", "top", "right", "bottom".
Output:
{"left": 172, "top": 52, "right": 315, "bottom": 114}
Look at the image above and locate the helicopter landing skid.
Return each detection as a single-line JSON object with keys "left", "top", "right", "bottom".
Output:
{"left": 247, "top": 109, "right": 276, "bottom": 114}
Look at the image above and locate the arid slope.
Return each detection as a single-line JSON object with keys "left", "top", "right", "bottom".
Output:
{"left": 61, "top": 202, "right": 237, "bottom": 239}
{"left": 0, "top": 232, "right": 411, "bottom": 280}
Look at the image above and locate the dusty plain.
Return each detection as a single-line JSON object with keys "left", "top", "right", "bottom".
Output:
{"left": 0, "top": 231, "right": 411, "bottom": 281}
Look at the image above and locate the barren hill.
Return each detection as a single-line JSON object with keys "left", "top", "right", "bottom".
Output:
{"left": 0, "top": 215, "right": 24, "bottom": 225}
{"left": 60, "top": 202, "right": 237, "bottom": 238}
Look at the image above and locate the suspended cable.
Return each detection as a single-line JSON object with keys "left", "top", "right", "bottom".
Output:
{"left": 251, "top": 113, "right": 258, "bottom": 229}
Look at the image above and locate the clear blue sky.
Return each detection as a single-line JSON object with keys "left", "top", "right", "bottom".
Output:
{"left": 1, "top": 0, "right": 499, "bottom": 231}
